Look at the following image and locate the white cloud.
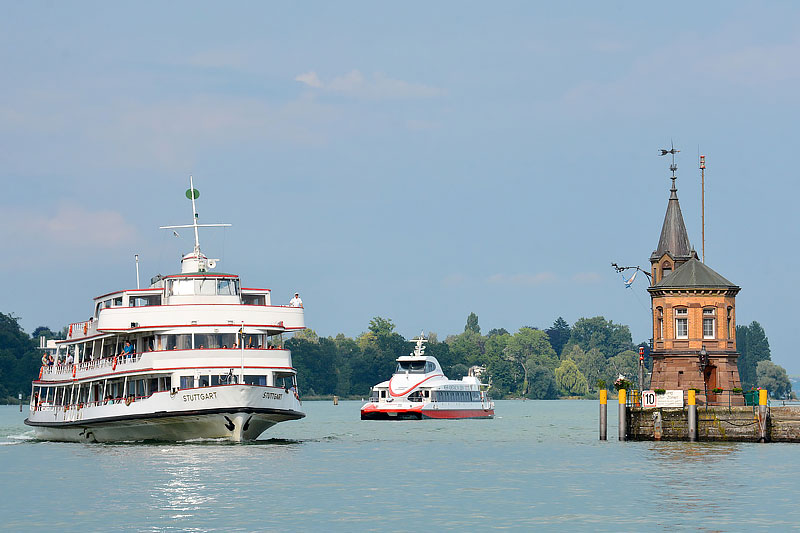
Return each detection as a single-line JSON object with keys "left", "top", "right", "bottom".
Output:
{"left": 294, "top": 69, "right": 446, "bottom": 100}
{"left": 0, "top": 204, "right": 139, "bottom": 270}
{"left": 488, "top": 272, "right": 558, "bottom": 287}
{"left": 295, "top": 71, "right": 323, "bottom": 88}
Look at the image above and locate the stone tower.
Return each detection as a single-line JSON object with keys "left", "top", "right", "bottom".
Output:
{"left": 647, "top": 175, "right": 742, "bottom": 403}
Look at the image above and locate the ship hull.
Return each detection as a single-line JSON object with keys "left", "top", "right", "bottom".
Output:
{"left": 360, "top": 403, "right": 494, "bottom": 421}
{"left": 25, "top": 384, "right": 304, "bottom": 442}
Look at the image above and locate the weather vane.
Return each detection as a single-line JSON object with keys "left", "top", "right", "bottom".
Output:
{"left": 659, "top": 141, "right": 680, "bottom": 186}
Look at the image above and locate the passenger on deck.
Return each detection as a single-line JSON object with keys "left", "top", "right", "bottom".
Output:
{"left": 47, "top": 355, "right": 55, "bottom": 367}
{"left": 41, "top": 353, "right": 48, "bottom": 366}
{"left": 65, "top": 353, "right": 73, "bottom": 365}
{"left": 121, "top": 341, "right": 134, "bottom": 359}
{"left": 289, "top": 292, "right": 302, "bottom": 307}
{"left": 232, "top": 342, "right": 238, "bottom": 349}
{"left": 222, "top": 345, "right": 228, "bottom": 349}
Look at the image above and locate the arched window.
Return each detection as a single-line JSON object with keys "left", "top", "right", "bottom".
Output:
{"left": 674, "top": 307, "right": 688, "bottom": 339}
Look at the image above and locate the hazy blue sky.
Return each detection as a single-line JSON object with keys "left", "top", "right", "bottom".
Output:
{"left": 1, "top": 2, "right": 798, "bottom": 371}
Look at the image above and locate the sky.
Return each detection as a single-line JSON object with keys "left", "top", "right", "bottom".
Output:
{"left": 1, "top": 2, "right": 799, "bottom": 372}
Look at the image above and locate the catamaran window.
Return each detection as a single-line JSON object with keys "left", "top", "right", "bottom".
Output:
{"left": 425, "top": 362, "right": 436, "bottom": 373}
{"left": 244, "top": 375, "right": 267, "bottom": 386}
{"left": 380, "top": 390, "right": 387, "bottom": 399}
{"left": 180, "top": 376, "right": 195, "bottom": 389}
{"left": 242, "top": 294, "right": 266, "bottom": 305}
{"left": 396, "top": 361, "right": 427, "bottom": 374}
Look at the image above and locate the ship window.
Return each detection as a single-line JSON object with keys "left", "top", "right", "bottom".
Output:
{"left": 132, "top": 295, "right": 161, "bottom": 307}
{"left": 380, "top": 390, "right": 387, "bottom": 399}
{"left": 273, "top": 372, "right": 296, "bottom": 390}
{"left": 164, "top": 334, "right": 192, "bottom": 350}
{"left": 195, "top": 279, "right": 216, "bottom": 295}
{"left": 397, "top": 361, "right": 426, "bottom": 374}
{"left": 242, "top": 334, "right": 265, "bottom": 349}
{"left": 198, "top": 375, "right": 210, "bottom": 387}
{"left": 244, "top": 375, "right": 267, "bottom": 386}
{"left": 113, "top": 297, "right": 123, "bottom": 307}
{"left": 217, "top": 279, "right": 239, "bottom": 296}
{"left": 243, "top": 294, "right": 266, "bottom": 305}
{"left": 180, "top": 376, "right": 194, "bottom": 389}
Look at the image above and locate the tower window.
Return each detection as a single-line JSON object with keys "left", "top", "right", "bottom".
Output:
{"left": 675, "top": 307, "right": 688, "bottom": 339}
{"left": 656, "top": 307, "right": 664, "bottom": 340}
{"left": 703, "top": 308, "right": 716, "bottom": 339}
{"left": 662, "top": 261, "right": 672, "bottom": 277}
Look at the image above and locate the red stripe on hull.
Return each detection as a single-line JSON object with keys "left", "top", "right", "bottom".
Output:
{"left": 421, "top": 408, "right": 494, "bottom": 419}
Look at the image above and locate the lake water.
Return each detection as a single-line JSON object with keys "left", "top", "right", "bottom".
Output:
{"left": 1, "top": 400, "right": 797, "bottom": 531}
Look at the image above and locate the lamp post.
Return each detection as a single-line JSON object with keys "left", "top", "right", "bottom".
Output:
{"left": 699, "top": 345, "right": 708, "bottom": 403}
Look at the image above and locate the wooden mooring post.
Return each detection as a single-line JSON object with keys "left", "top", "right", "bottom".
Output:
{"left": 758, "top": 389, "right": 768, "bottom": 443}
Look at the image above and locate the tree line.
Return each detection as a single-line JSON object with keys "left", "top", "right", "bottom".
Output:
{"left": 0, "top": 310, "right": 792, "bottom": 402}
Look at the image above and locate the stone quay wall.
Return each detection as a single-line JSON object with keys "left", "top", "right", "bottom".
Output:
{"left": 627, "top": 406, "right": 800, "bottom": 442}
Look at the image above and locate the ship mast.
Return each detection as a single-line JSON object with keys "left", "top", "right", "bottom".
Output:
{"left": 160, "top": 175, "right": 231, "bottom": 258}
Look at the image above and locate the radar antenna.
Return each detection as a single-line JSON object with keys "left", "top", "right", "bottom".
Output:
{"left": 159, "top": 175, "right": 231, "bottom": 257}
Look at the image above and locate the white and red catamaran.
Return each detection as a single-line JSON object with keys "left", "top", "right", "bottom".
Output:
{"left": 25, "top": 178, "right": 306, "bottom": 442}
{"left": 360, "top": 334, "right": 494, "bottom": 420}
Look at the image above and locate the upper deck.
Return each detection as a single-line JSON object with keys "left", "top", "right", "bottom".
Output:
{"left": 60, "top": 177, "right": 305, "bottom": 344}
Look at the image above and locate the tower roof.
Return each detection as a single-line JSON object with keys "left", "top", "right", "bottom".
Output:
{"left": 651, "top": 178, "right": 693, "bottom": 262}
{"left": 652, "top": 257, "right": 739, "bottom": 289}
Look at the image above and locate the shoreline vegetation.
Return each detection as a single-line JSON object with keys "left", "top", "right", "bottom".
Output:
{"left": 0, "top": 311, "right": 791, "bottom": 403}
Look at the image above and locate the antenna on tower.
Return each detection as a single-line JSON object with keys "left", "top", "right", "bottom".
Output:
{"left": 700, "top": 153, "right": 706, "bottom": 263}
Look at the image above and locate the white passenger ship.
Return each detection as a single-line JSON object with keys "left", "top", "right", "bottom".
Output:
{"left": 25, "top": 179, "right": 305, "bottom": 442}
{"left": 360, "top": 335, "right": 494, "bottom": 420}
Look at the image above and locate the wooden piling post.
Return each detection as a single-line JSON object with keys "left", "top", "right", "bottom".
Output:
{"left": 688, "top": 389, "right": 697, "bottom": 442}
{"left": 758, "top": 389, "right": 768, "bottom": 443}
{"left": 618, "top": 389, "right": 627, "bottom": 441}
{"left": 599, "top": 389, "right": 607, "bottom": 440}
{"left": 333, "top": 395, "right": 339, "bottom": 405}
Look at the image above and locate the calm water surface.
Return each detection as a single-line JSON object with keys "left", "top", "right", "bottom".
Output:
{"left": 1, "top": 400, "right": 797, "bottom": 531}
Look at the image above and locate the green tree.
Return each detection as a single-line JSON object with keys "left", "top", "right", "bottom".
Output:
{"left": 504, "top": 328, "right": 557, "bottom": 396}
{"left": 465, "top": 312, "right": 480, "bottom": 335}
{"left": 564, "top": 316, "right": 634, "bottom": 360}
{"left": 737, "top": 321, "right": 771, "bottom": 389}
{"left": 369, "top": 317, "right": 396, "bottom": 336}
{"left": 0, "top": 313, "right": 39, "bottom": 402}
{"left": 487, "top": 328, "right": 509, "bottom": 337}
{"left": 525, "top": 364, "right": 558, "bottom": 399}
{"left": 756, "top": 360, "right": 792, "bottom": 399}
{"left": 555, "top": 358, "right": 589, "bottom": 396}
{"left": 564, "top": 345, "right": 606, "bottom": 391}
{"left": 545, "top": 317, "right": 571, "bottom": 356}
{"left": 446, "top": 330, "right": 484, "bottom": 367}
{"left": 605, "top": 350, "right": 640, "bottom": 387}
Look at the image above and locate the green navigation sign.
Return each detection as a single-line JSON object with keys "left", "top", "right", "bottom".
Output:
{"left": 186, "top": 188, "right": 200, "bottom": 200}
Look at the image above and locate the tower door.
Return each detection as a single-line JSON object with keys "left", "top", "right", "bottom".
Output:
{"left": 704, "top": 365, "right": 718, "bottom": 404}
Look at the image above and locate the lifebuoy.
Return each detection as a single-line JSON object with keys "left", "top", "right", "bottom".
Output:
{"left": 72, "top": 365, "right": 77, "bottom": 378}
{"left": 83, "top": 323, "right": 88, "bottom": 335}
{"left": 68, "top": 324, "right": 73, "bottom": 337}
{"left": 125, "top": 396, "right": 133, "bottom": 406}
{"left": 38, "top": 366, "right": 43, "bottom": 379}
{"left": 112, "top": 356, "right": 117, "bottom": 371}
